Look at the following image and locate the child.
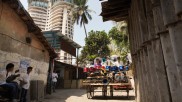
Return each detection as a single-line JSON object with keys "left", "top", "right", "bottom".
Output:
{"left": 52, "top": 71, "right": 58, "bottom": 92}
{"left": 20, "top": 67, "right": 33, "bottom": 102}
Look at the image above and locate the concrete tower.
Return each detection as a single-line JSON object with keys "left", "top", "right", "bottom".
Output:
{"left": 28, "top": 0, "right": 49, "bottom": 31}
{"left": 47, "top": 0, "right": 74, "bottom": 39}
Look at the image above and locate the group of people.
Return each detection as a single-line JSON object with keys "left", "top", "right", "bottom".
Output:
{"left": 0, "top": 63, "right": 32, "bottom": 102}
{"left": 92, "top": 57, "right": 129, "bottom": 83}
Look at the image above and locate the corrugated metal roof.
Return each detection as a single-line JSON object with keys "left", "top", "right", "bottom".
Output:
{"left": 43, "top": 30, "right": 81, "bottom": 49}
{"left": 43, "top": 30, "right": 81, "bottom": 57}
{"left": 100, "top": 0, "right": 131, "bottom": 22}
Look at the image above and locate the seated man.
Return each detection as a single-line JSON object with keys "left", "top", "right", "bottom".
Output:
{"left": 0, "top": 63, "right": 20, "bottom": 102}
{"left": 115, "top": 72, "right": 128, "bottom": 82}
{"left": 115, "top": 73, "right": 122, "bottom": 83}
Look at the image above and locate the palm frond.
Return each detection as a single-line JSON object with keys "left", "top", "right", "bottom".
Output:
{"left": 82, "top": 13, "right": 88, "bottom": 24}
{"left": 80, "top": 0, "right": 88, "bottom": 6}
{"left": 87, "top": 8, "right": 96, "bottom": 14}
{"left": 80, "top": 17, "right": 83, "bottom": 27}
{"left": 85, "top": 11, "right": 92, "bottom": 20}
{"left": 80, "top": 13, "right": 88, "bottom": 26}
{"left": 76, "top": 15, "right": 80, "bottom": 25}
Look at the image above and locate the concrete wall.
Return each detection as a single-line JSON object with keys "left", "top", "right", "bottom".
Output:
{"left": 0, "top": 3, "right": 50, "bottom": 83}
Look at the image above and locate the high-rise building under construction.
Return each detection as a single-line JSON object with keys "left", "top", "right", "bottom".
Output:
{"left": 28, "top": 0, "right": 74, "bottom": 64}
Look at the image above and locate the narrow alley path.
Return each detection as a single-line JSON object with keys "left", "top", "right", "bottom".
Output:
{"left": 43, "top": 89, "right": 135, "bottom": 102}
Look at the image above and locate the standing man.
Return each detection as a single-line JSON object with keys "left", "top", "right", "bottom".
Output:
{"left": 52, "top": 71, "right": 58, "bottom": 92}
{"left": 20, "top": 66, "right": 33, "bottom": 102}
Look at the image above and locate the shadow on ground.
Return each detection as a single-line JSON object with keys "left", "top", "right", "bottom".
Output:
{"left": 92, "top": 96, "right": 135, "bottom": 100}
{"left": 44, "top": 89, "right": 135, "bottom": 102}
{"left": 44, "top": 89, "right": 86, "bottom": 102}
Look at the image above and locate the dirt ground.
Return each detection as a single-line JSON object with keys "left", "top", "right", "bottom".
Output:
{"left": 43, "top": 89, "right": 135, "bottom": 102}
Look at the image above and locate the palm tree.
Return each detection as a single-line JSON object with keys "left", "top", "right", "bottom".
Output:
{"left": 71, "top": 0, "right": 93, "bottom": 38}
{"left": 108, "top": 21, "right": 130, "bottom": 64}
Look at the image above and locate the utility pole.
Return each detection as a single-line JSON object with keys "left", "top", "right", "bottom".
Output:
{"left": 76, "top": 48, "right": 79, "bottom": 88}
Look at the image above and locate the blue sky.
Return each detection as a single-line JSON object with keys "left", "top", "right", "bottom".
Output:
{"left": 20, "top": 0, "right": 114, "bottom": 46}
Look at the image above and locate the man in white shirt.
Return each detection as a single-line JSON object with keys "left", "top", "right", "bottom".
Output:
{"left": 0, "top": 63, "right": 19, "bottom": 102}
{"left": 20, "top": 66, "right": 33, "bottom": 102}
{"left": 52, "top": 71, "right": 58, "bottom": 92}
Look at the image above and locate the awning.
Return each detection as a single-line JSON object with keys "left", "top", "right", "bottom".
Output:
{"left": 100, "top": 0, "right": 131, "bottom": 22}
{"left": 43, "top": 31, "right": 61, "bottom": 49}
{"left": 54, "top": 61, "right": 83, "bottom": 69}
{"left": 43, "top": 30, "right": 81, "bottom": 57}
{"left": 57, "top": 32, "right": 82, "bottom": 49}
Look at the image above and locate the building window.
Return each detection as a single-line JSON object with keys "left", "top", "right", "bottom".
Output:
{"left": 64, "top": 57, "right": 67, "bottom": 60}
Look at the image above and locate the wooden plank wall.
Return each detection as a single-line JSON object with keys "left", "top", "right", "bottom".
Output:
{"left": 128, "top": 0, "right": 182, "bottom": 102}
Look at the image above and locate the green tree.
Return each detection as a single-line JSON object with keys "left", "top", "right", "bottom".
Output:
{"left": 79, "top": 30, "right": 110, "bottom": 63}
{"left": 72, "top": 0, "right": 94, "bottom": 38}
{"left": 108, "top": 21, "right": 130, "bottom": 64}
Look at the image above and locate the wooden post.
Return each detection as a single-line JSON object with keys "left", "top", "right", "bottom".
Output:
{"left": 141, "top": 49, "right": 150, "bottom": 102}
{"left": 159, "top": 32, "right": 182, "bottom": 102}
{"left": 144, "top": 0, "right": 161, "bottom": 101}
{"left": 159, "top": 0, "right": 178, "bottom": 26}
{"left": 138, "top": 52, "right": 144, "bottom": 102}
{"left": 150, "top": 1, "right": 172, "bottom": 102}
{"left": 168, "top": 23, "right": 182, "bottom": 86}
{"left": 137, "top": 0, "right": 151, "bottom": 101}
{"left": 159, "top": 0, "right": 182, "bottom": 101}
{"left": 162, "top": 0, "right": 182, "bottom": 87}
{"left": 132, "top": 55, "right": 140, "bottom": 102}
{"left": 152, "top": 39, "right": 171, "bottom": 102}
{"left": 128, "top": 3, "right": 139, "bottom": 100}
{"left": 76, "top": 48, "right": 79, "bottom": 88}
{"left": 172, "top": 0, "right": 182, "bottom": 15}
{"left": 135, "top": 54, "right": 141, "bottom": 102}
{"left": 147, "top": 44, "right": 160, "bottom": 102}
